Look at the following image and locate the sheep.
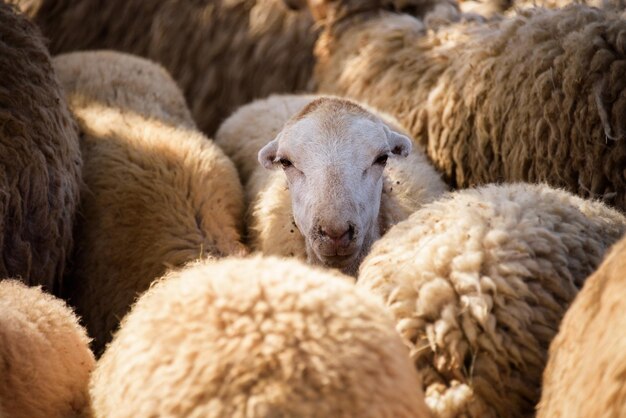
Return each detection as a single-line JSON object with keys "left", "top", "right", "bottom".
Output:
{"left": 13, "top": 0, "right": 466, "bottom": 137}
{"left": 537, "top": 235, "right": 626, "bottom": 418}
{"left": 228, "top": 95, "right": 447, "bottom": 276}
{"left": 0, "top": 1, "right": 81, "bottom": 294}
{"left": 0, "top": 279, "right": 95, "bottom": 418}
{"left": 357, "top": 183, "right": 626, "bottom": 418}
{"left": 91, "top": 256, "right": 433, "bottom": 418}
{"left": 289, "top": 1, "right": 626, "bottom": 212}
{"left": 54, "top": 50, "right": 247, "bottom": 355}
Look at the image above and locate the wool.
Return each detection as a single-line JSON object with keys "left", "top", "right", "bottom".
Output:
{"left": 0, "top": 1, "right": 81, "bottom": 294}
{"left": 91, "top": 256, "right": 432, "bottom": 418}
{"left": 55, "top": 51, "right": 246, "bottom": 355}
{"left": 358, "top": 183, "right": 626, "bottom": 418}
{"left": 537, "top": 235, "right": 626, "bottom": 418}
{"left": 309, "top": 3, "right": 626, "bottom": 211}
{"left": 0, "top": 280, "right": 94, "bottom": 418}
{"left": 12, "top": 0, "right": 317, "bottom": 136}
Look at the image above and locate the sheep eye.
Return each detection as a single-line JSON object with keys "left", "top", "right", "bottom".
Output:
{"left": 278, "top": 158, "right": 292, "bottom": 168}
{"left": 374, "top": 154, "right": 388, "bottom": 166}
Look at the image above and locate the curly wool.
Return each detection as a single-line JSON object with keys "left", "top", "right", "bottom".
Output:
{"left": 537, "top": 235, "right": 626, "bottom": 418}
{"left": 91, "top": 256, "right": 432, "bottom": 418}
{"left": 219, "top": 94, "right": 447, "bottom": 265}
{"left": 0, "top": 2, "right": 81, "bottom": 294}
{"left": 13, "top": 0, "right": 317, "bottom": 136}
{"left": 55, "top": 51, "right": 247, "bottom": 355}
{"left": 313, "top": 4, "right": 626, "bottom": 211}
{"left": 0, "top": 280, "right": 95, "bottom": 418}
{"left": 357, "top": 183, "right": 626, "bottom": 418}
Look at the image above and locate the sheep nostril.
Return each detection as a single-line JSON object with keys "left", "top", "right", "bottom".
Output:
{"left": 319, "top": 224, "right": 354, "bottom": 246}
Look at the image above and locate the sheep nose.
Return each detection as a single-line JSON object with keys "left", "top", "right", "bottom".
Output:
{"left": 319, "top": 224, "right": 355, "bottom": 247}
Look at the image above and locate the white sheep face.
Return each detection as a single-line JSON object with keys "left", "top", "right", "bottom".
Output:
{"left": 259, "top": 98, "right": 411, "bottom": 275}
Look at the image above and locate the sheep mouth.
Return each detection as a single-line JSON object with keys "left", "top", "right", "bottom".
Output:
{"left": 319, "top": 252, "right": 357, "bottom": 267}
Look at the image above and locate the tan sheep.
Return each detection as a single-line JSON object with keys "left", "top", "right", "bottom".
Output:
{"left": 13, "top": 0, "right": 465, "bottom": 136}
{"left": 0, "top": 1, "right": 81, "bottom": 294}
{"left": 91, "top": 256, "right": 432, "bottom": 418}
{"left": 0, "top": 280, "right": 95, "bottom": 418}
{"left": 54, "top": 51, "right": 247, "bottom": 355}
{"left": 223, "top": 95, "right": 447, "bottom": 275}
{"left": 537, "top": 234, "right": 626, "bottom": 418}
{"left": 291, "top": 1, "right": 626, "bottom": 211}
{"left": 358, "top": 183, "right": 626, "bottom": 418}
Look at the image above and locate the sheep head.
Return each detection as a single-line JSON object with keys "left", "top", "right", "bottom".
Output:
{"left": 258, "top": 97, "right": 411, "bottom": 275}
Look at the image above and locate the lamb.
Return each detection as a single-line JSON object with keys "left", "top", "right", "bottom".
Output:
{"left": 90, "top": 256, "right": 433, "bottom": 418}
{"left": 0, "top": 1, "right": 81, "bottom": 294}
{"left": 225, "top": 95, "right": 447, "bottom": 276}
{"left": 54, "top": 50, "right": 247, "bottom": 355}
{"left": 537, "top": 235, "right": 626, "bottom": 418}
{"left": 289, "top": 1, "right": 626, "bottom": 211}
{"left": 0, "top": 280, "right": 95, "bottom": 418}
{"left": 357, "top": 183, "right": 626, "bottom": 418}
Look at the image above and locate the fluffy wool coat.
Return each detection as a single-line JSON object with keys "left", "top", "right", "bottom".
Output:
{"left": 358, "top": 183, "right": 626, "bottom": 418}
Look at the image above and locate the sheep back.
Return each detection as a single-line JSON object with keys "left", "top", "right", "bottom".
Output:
{"left": 91, "top": 256, "right": 432, "bottom": 418}
{"left": 54, "top": 51, "right": 247, "bottom": 355}
{"left": 0, "top": 2, "right": 81, "bottom": 294}
{"left": 358, "top": 183, "right": 626, "bottom": 418}
{"left": 16, "top": 0, "right": 317, "bottom": 135}
{"left": 537, "top": 235, "right": 626, "bottom": 418}
{"left": 0, "top": 279, "right": 94, "bottom": 418}
{"left": 316, "top": 5, "right": 626, "bottom": 211}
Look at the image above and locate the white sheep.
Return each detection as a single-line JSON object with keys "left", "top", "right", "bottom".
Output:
{"left": 358, "top": 182, "right": 626, "bottom": 418}
{"left": 90, "top": 256, "right": 433, "bottom": 418}
{"left": 537, "top": 234, "right": 626, "bottom": 418}
{"left": 0, "top": 280, "right": 95, "bottom": 418}
{"left": 54, "top": 51, "right": 247, "bottom": 355}
{"left": 218, "top": 95, "right": 447, "bottom": 275}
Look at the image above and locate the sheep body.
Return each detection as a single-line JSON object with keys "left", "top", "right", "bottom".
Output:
{"left": 0, "top": 280, "right": 94, "bottom": 418}
{"left": 220, "top": 94, "right": 446, "bottom": 269}
{"left": 358, "top": 183, "right": 626, "bottom": 418}
{"left": 14, "top": 0, "right": 317, "bottom": 135}
{"left": 0, "top": 2, "right": 81, "bottom": 293}
{"left": 91, "top": 256, "right": 432, "bottom": 418}
{"left": 312, "top": 4, "right": 626, "bottom": 210}
{"left": 55, "top": 51, "right": 246, "bottom": 354}
{"left": 537, "top": 235, "right": 626, "bottom": 418}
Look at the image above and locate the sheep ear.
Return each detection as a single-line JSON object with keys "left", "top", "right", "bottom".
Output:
{"left": 258, "top": 139, "right": 279, "bottom": 170}
{"left": 383, "top": 125, "right": 412, "bottom": 157}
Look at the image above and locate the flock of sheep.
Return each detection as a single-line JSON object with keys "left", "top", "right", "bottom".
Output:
{"left": 1, "top": 0, "right": 626, "bottom": 417}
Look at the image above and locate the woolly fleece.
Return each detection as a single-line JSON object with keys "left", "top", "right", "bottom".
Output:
{"left": 358, "top": 183, "right": 626, "bottom": 418}
{"left": 313, "top": 4, "right": 626, "bottom": 211}
{"left": 54, "top": 51, "right": 247, "bottom": 355}
{"left": 91, "top": 256, "right": 432, "bottom": 418}
{"left": 0, "top": 280, "right": 94, "bottom": 418}
{"left": 537, "top": 234, "right": 626, "bottom": 418}
{"left": 0, "top": 1, "right": 81, "bottom": 294}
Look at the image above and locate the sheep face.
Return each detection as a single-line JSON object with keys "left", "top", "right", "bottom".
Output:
{"left": 259, "top": 98, "right": 411, "bottom": 275}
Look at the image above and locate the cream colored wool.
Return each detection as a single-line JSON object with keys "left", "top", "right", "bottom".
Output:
{"left": 224, "top": 94, "right": 447, "bottom": 266}
{"left": 91, "top": 256, "right": 432, "bottom": 418}
{"left": 309, "top": 3, "right": 626, "bottom": 211}
{"left": 358, "top": 183, "right": 626, "bottom": 418}
{"left": 0, "top": 1, "right": 81, "bottom": 294}
{"left": 537, "top": 235, "right": 626, "bottom": 418}
{"left": 0, "top": 280, "right": 95, "bottom": 418}
{"left": 54, "top": 51, "right": 247, "bottom": 355}
{"left": 54, "top": 50, "right": 194, "bottom": 129}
